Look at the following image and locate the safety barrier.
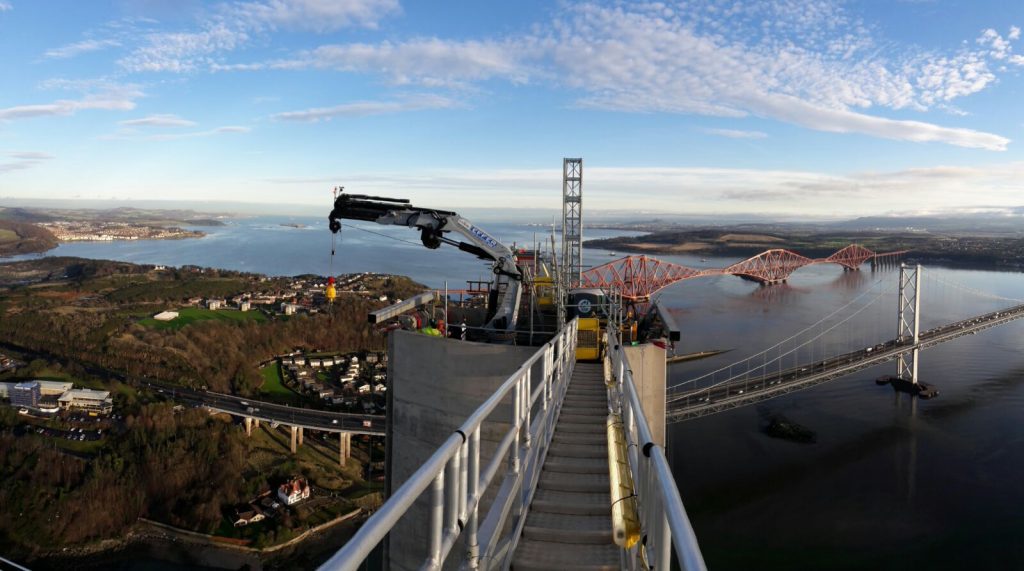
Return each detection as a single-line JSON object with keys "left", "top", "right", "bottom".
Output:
{"left": 606, "top": 327, "right": 707, "bottom": 571}
{"left": 318, "top": 319, "right": 579, "bottom": 571}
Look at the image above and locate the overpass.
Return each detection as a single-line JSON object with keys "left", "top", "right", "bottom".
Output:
{"left": 146, "top": 381, "right": 383, "bottom": 466}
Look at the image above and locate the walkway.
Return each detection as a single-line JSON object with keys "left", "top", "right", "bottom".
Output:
{"left": 513, "top": 362, "right": 620, "bottom": 571}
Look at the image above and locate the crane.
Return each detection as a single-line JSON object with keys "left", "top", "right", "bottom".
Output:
{"left": 328, "top": 190, "right": 523, "bottom": 333}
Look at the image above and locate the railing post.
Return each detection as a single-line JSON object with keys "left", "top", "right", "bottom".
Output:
{"left": 445, "top": 445, "right": 460, "bottom": 541}
{"left": 511, "top": 377, "right": 522, "bottom": 474}
{"left": 429, "top": 471, "right": 444, "bottom": 568}
{"left": 523, "top": 369, "right": 532, "bottom": 448}
{"left": 466, "top": 428, "right": 480, "bottom": 568}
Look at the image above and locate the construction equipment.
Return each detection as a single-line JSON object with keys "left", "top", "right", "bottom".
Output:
{"left": 328, "top": 190, "right": 523, "bottom": 333}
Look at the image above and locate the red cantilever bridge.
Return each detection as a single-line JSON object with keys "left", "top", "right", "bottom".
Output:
{"left": 581, "top": 244, "right": 907, "bottom": 301}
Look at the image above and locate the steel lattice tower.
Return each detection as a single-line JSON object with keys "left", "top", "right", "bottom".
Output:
{"left": 562, "top": 158, "right": 583, "bottom": 289}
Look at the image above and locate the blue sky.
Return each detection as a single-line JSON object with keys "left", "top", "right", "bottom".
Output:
{"left": 1, "top": 0, "right": 1024, "bottom": 218}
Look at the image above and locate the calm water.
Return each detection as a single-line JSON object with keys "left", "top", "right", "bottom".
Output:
{"left": 10, "top": 220, "right": 1024, "bottom": 569}
{"left": 11, "top": 216, "right": 632, "bottom": 288}
{"left": 658, "top": 257, "right": 1024, "bottom": 570}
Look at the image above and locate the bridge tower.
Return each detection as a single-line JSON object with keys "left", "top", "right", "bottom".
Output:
{"left": 561, "top": 158, "right": 583, "bottom": 289}
{"left": 897, "top": 264, "right": 922, "bottom": 384}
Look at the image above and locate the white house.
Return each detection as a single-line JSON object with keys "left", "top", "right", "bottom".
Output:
{"left": 277, "top": 478, "right": 311, "bottom": 506}
{"left": 207, "top": 299, "right": 223, "bottom": 310}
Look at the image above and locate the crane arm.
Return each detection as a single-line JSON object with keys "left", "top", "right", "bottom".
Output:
{"left": 328, "top": 191, "right": 523, "bottom": 332}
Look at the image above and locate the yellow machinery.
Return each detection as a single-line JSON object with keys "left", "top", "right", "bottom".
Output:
{"left": 575, "top": 317, "right": 602, "bottom": 361}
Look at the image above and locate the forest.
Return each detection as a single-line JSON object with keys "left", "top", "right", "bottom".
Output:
{"left": 0, "top": 257, "right": 420, "bottom": 557}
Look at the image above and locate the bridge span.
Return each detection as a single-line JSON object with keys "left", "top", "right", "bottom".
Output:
{"left": 668, "top": 302, "right": 1024, "bottom": 422}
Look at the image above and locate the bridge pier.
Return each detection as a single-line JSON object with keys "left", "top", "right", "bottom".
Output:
{"left": 339, "top": 432, "right": 351, "bottom": 467}
{"left": 245, "top": 416, "right": 253, "bottom": 436}
{"left": 298, "top": 426, "right": 304, "bottom": 447}
{"left": 290, "top": 425, "right": 298, "bottom": 454}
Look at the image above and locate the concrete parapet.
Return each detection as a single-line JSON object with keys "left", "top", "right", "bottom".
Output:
{"left": 623, "top": 343, "right": 666, "bottom": 448}
{"left": 385, "top": 330, "right": 544, "bottom": 571}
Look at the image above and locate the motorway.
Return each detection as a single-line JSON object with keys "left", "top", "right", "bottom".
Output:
{"left": 147, "top": 382, "right": 386, "bottom": 436}
{"left": 667, "top": 303, "right": 1024, "bottom": 422}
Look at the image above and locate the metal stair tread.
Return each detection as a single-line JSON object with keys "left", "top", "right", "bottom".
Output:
{"left": 512, "top": 539, "right": 620, "bottom": 571}
{"left": 539, "top": 471, "right": 608, "bottom": 492}
{"left": 552, "top": 432, "right": 606, "bottom": 445}
{"left": 543, "top": 456, "right": 607, "bottom": 474}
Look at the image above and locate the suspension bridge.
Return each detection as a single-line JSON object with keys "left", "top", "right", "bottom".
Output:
{"left": 666, "top": 264, "right": 1024, "bottom": 422}
{"left": 581, "top": 244, "right": 907, "bottom": 299}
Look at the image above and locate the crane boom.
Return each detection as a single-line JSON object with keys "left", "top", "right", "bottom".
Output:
{"left": 328, "top": 191, "right": 523, "bottom": 333}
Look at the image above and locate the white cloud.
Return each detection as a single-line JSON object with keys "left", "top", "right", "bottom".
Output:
{"left": 703, "top": 128, "right": 768, "bottom": 139}
{"left": 44, "top": 39, "right": 120, "bottom": 59}
{"left": 120, "top": 0, "right": 400, "bottom": 72}
{"left": 272, "top": 95, "right": 461, "bottom": 122}
{"left": 261, "top": 163, "right": 1024, "bottom": 216}
{"left": 0, "top": 2, "right": 10, "bottom": 12}
{"left": 1011, "top": 26, "right": 1022, "bottom": 41}
{"left": 119, "top": 114, "right": 197, "bottom": 127}
{"left": 270, "top": 38, "right": 530, "bottom": 87}
{"left": 230, "top": 0, "right": 400, "bottom": 32}
{"left": 0, "top": 151, "right": 53, "bottom": 175}
{"left": 119, "top": 23, "right": 248, "bottom": 72}
{"left": 140, "top": 125, "right": 251, "bottom": 141}
{"left": 0, "top": 81, "right": 142, "bottom": 121}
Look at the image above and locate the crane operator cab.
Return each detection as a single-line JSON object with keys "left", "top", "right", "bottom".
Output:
{"left": 568, "top": 288, "right": 606, "bottom": 361}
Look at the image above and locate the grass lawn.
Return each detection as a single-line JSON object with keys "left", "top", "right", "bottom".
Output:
{"left": 139, "top": 307, "right": 267, "bottom": 330}
{"left": 259, "top": 363, "right": 296, "bottom": 397}
{"left": 0, "top": 229, "right": 18, "bottom": 243}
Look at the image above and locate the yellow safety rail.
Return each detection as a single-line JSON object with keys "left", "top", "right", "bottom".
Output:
{"left": 606, "top": 413, "right": 642, "bottom": 549}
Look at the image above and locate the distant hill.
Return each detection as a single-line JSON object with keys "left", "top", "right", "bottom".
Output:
{"left": 0, "top": 220, "right": 58, "bottom": 256}
{"left": 829, "top": 215, "right": 1024, "bottom": 234}
{"left": 0, "top": 205, "right": 226, "bottom": 227}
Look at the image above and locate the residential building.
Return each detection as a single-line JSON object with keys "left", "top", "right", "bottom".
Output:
{"left": 239, "top": 301, "right": 251, "bottom": 312}
{"left": 277, "top": 478, "right": 311, "bottom": 506}
{"left": 281, "top": 303, "right": 299, "bottom": 315}
{"left": 11, "top": 381, "right": 40, "bottom": 408}
{"left": 207, "top": 299, "right": 223, "bottom": 310}
{"left": 58, "top": 388, "right": 113, "bottom": 413}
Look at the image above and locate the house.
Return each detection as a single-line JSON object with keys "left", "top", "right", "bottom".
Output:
{"left": 281, "top": 303, "right": 299, "bottom": 315}
{"left": 357, "top": 383, "right": 371, "bottom": 394}
{"left": 317, "top": 387, "right": 334, "bottom": 399}
{"left": 153, "top": 311, "right": 179, "bottom": 321}
{"left": 374, "top": 383, "right": 387, "bottom": 393}
{"left": 207, "top": 299, "right": 223, "bottom": 310}
{"left": 277, "top": 478, "right": 311, "bottom": 506}
{"left": 239, "top": 301, "right": 251, "bottom": 312}
{"left": 233, "top": 504, "right": 267, "bottom": 527}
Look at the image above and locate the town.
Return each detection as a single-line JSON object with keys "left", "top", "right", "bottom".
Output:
{"left": 39, "top": 220, "right": 204, "bottom": 242}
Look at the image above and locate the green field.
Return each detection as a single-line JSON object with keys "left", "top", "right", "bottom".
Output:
{"left": 0, "top": 229, "right": 18, "bottom": 243}
{"left": 259, "top": 363, "right": 296, "bottom": 397}
{"left": 139, "top": 307, "right": 267, "bottom": 330}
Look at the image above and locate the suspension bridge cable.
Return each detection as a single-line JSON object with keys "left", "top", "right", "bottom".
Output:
{"left": 926, "top": 273, "right": 1024, "bottom": 304}
{"left": 666, "top": 277, "right": 893, "bottom": 395}
{"left": 667, "top": 284, "right": 893, "bottom": 401}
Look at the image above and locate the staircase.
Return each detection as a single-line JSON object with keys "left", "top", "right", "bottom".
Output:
{"left": 512, "top": 362, "right": 619, "bottom": 571}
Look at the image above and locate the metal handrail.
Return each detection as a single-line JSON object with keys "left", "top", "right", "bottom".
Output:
{"left": 318, "top": 318, "right": 579, "bottom": 571}
{"left": 607, "top": 327, "right": 707, "bottom": 571}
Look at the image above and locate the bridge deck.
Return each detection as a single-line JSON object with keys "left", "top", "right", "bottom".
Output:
{"left": 513, "top": 362, "right": 620, "bottom": 571}
{"left": 668, "top": 303, "right": 1024, "bottom": 421}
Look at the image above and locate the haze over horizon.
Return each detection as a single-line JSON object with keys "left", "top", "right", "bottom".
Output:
{"left": 2, "top": 0, "right": 1024, "bottom": 217}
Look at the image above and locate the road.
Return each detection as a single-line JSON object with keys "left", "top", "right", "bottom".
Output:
{"left": 147, "top": 382, "right": 386, "bottom": 436}
{"left": 667, "top": 303, "right": 1024, "bottom": 421}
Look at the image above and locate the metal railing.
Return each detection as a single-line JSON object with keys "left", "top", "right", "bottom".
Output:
{"left": 606, "top": 327, "right": 707, "bottom": 571}
{"left": 318, "top": 318, "right": 579, "bottom": 571}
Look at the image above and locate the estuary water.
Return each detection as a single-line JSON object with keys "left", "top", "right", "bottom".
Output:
{"left": 9, "top": 217, "right": 1024, "bottom": 570}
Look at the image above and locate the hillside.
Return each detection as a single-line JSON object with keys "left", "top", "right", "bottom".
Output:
{"left": 0, "top": 220, "right": 59, "bottom": 257}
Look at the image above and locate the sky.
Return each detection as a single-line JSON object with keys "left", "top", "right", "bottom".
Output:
{"left": 1, "top": 0, "right": 1024, "bottom": 219}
